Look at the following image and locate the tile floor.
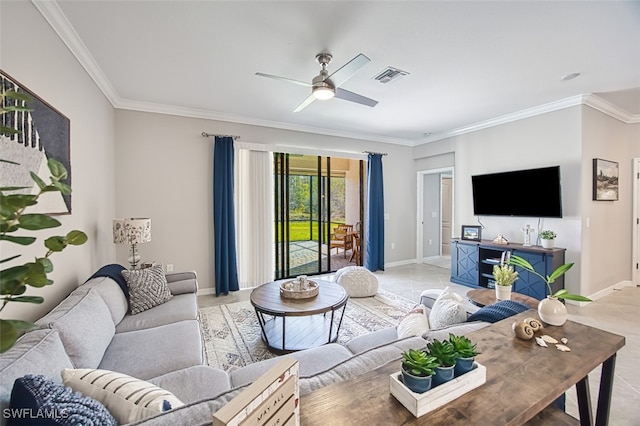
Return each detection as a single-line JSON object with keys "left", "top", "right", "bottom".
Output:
{"left": 199, "top": 261, "right": 639, "bottom": 425}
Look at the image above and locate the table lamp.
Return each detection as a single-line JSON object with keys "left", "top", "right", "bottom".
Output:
{"left": 113, "top": 218, "right": 151, "bottom": 269}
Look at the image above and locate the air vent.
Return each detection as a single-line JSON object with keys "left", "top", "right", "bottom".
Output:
{"left": 373, "top": 67, "right": 409, "bottom": 84}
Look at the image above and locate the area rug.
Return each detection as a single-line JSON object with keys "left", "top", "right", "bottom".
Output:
{"left": 199, "top": 289, "right": 415, "bottom": 373}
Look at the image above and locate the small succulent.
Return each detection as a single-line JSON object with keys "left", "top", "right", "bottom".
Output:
{"left": 426, "top": 339, "right": 457, "bottom": 367}
{"left": 539, "top": 230, "right": 557, "bottom": 240}
{"left": 401, "top": 348, "right": 439, "bottom": 377}
{"left": 448, "top": 334, "right": 478, "bottom": 359}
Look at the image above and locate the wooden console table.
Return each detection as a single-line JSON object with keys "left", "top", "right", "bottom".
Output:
{"left": 300, "top": 310, "right": 625, "bottom": 425}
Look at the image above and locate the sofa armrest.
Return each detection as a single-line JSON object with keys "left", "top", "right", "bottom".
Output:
{"left": 166, "top": 271, "right": 198, "bottom": 295}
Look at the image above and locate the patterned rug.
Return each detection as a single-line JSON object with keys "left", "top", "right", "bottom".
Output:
{"left": 199, "top": 289, "right": 415, "bottom": 372}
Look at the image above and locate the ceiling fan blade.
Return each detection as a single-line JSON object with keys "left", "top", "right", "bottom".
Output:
{"left": 327, "top": 53, "right": 371, "bottom": 88}
{"left": 335, "top": 88, "right": 378, "bottom": 108}
{"left": 255, "top": 72, "right": 311, "bottom": 87}
{"left": 293, "top": 94, "right": 316, "bottom": 112}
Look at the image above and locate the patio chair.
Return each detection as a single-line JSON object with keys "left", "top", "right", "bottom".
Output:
{"left": 330, "top": 224, "right": 353, "bottom": 258}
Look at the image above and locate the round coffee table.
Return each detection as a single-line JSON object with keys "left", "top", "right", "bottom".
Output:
{"left": 250, "top": 279, "right": 349, "bottom": 354}
{"left": 467, "top": 288, "right": 540, "bottom": 309}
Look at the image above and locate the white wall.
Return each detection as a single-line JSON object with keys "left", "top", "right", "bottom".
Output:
{"left": 422, "top": 174, "right": 441, "bottom": 257}
{"left": 413, "top": 105, "right": 638, "bottom": 299}
{"left": 114, "top": 110, "right": 415, "bottom": 293}
{"left": 1, "top": 1, "right": 116, "bottom": 321}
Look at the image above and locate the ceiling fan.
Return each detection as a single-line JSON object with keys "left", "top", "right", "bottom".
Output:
{"left": 256, "top": 52, "right": 378, "bottom": 112}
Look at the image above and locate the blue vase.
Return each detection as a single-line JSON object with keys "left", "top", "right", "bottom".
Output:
{"left": 454, "top": 357, "right": 475, "bottom": 377}
{"left": 433, "top": 364, "right": 455, "bottom": 386}
{"left": 401, "top": 368, "right": 433, "bottom": 394}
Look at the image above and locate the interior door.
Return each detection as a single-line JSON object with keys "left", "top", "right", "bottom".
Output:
{"left": 441, "top": 176, "right": 453, "bottom": 255}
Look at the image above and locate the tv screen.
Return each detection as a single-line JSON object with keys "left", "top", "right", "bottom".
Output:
{"left": 472, "top": 166, "right": 563, "bottom": 218}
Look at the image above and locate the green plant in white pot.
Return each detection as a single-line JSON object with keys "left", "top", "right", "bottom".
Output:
{"left": 539, "top": 230, "right": 557, "bottom": 249}
{"left": 492, "top": 262, "right": 519, "bottom": 301}
{"left": 508, "top": 255, "right": 591, "bottom": 326}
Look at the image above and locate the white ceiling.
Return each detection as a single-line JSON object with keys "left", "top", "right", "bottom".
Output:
{"left": 40, "top": 0, "right": 640, "bottom": 145}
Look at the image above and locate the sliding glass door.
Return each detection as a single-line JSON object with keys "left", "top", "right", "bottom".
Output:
{"left": 274, "top": 153, "right": 363, "bottom": 279}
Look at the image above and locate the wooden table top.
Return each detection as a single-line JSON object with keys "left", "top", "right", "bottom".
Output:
{"left": 300, "top": 310, "right": 625, "bottom": 425}
{"left": 467, "top": 288, "right": 540, "bottom": 309}
{"left": 250, "top": 279, "right": 348, "bottom": 316}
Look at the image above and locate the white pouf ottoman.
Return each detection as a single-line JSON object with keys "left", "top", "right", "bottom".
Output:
{"left": 335, "top": 266, "right": 379, "bottom": 298}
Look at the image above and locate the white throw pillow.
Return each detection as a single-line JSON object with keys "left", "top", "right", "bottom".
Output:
{"left": 428, "top": 287, "right": 468, "bottom": 329}
{"left": 61, "top": 368, "right": 184, "bottom": 424}
{"left": 397, "top": 305, "right": 430, "bottom": 338}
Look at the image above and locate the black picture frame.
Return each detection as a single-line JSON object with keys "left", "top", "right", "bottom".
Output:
{"left": 0, "top": 69, "right": 71, "bottom": 214}
{"left": 461, "top": 225, "right": 482, "bottom": 241}
{"left": 593, "top": 158, "right": 619, "bottom": 201}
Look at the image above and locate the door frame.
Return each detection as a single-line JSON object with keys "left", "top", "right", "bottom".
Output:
{"left": 416, "top": 167, "right": 455, "bottom": 262}
{"left": 633, "top": 158, "right": 639, "bottom": 286}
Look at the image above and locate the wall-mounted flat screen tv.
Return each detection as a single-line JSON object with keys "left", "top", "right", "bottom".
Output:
{"left": 472, "top": 166, "right": 563, "bottom": 218}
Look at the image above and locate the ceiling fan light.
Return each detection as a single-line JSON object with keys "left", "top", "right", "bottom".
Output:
{"left": 313, "top": 85, "right": 335, "bottom": 100}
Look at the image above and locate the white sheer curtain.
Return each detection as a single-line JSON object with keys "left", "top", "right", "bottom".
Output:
{"left": 234, "top": 149, "right": 274, "bottom": 288}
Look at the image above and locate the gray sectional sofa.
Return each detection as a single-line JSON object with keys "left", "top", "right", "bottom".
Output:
{"left": 0, "top": 271, "right": 487, "bottom": 425}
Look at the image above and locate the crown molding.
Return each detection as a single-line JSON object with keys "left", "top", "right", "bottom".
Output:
{"left": 583, "top": 94, "right": 640, "bottom": 124}
{"left": 31, "top": 0, "right": 122, "bottom": 105}
{"left": 116, "top": 99, "right": 414, "bottom": 146}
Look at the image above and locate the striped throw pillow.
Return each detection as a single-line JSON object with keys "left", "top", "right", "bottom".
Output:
{"left": 61, "top": 368, "right": 184, "bottom": 424}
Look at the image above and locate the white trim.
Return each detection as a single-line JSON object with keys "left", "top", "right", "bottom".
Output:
{"left": 568, "top": 280, "right": 636, "bottom": 306}
{"left": 197, "top": 287, "right": 215, "bottom": 296}
{"left": 34, "top": 0, "right": 640, "bottom": 147}
{"left": 384, "top": 259, "right": 417, "bottom": 269}
{"left": 416, "top": 167, "right": 455, "bottom": 263}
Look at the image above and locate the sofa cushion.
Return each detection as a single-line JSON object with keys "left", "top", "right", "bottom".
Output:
{"left": 229, "top": 344, "right": 352, "bottom": 389}
{"left": 99, "top": 320, "right": 203, "bottom": 380}
{"left": 0, "top": 329, "right": 73, "bottom": 422}
{"left": 397, "top": 304, "right": 430, "bottom": 339}
{"left": 82, "top": 276, "right": 129, "bottom": 325}
{"left": 346, "top": 326, "right": 399, "bottom": 354}
{"left": 122, "top": 265, "right": 173, "bottom": 315}
{"left": 466, "top": 300, "right": 531, "bottom": 323}
{"left": 429, "top": 287, "right": 468, "bottom": 329}
{"left": 115, "top": 294, "right": 198, "bottom": 333}
{"left": 423, "top": 320, "right": 491, "bottom": 342}
{"left": 149, "top": 365, "right": 231, "bottom": 404}
{"left": 9, "top": 374, "right": 116, "bottom": 426}
{"left": 36, "top": 289, "right": 115, "bottom": 369}
{"left": 62, "top": 368, "right": 183, "bottom": 425}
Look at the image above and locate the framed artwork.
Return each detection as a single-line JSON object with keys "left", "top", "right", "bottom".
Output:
{"left": 461, "top": 225, "right": 482, "bottom": 241}
{"left": 0, "top": 69, "right": 71, "bottom": 214}
{"left": 593, "top": 158, "right": 619, "bottom": 201}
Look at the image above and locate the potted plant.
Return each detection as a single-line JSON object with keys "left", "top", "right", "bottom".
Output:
{"left": 426, "top": 338, "right": 457, "bottom": 386}
{"left": 539, "top": 230, "right": 557, "bottom": 249}
{"left": 400, "top": 348, "right": 439, "bottom": 393}
{"left": 0, "top": 89, "right": 88, "bottom": 352}
{"left": 508, "top": 255, "right": 591, "bottom": 326}
{"left": 449, "top": 333, "right": 478, "bottom": 376}
{"left": 492, "top": 261, "right": 519, "bottom": 301}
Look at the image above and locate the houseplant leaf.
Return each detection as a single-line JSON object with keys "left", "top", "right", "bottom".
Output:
{"left": 18, "top": 214, "right": 61, "bottom": 230}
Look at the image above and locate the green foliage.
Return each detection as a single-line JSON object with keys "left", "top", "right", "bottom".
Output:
{"left": 448, "top": 333, "right": 478, "bottom": 358}
{"left": 508, "top": 255, "right": 591, "bottom": 302}
{"left": 0, "top": 89, "right": 88, "bottom": 353}
{"left": 426, "top": 339, "right": 457, "bottom": 367}
{"left": 539, "top": 230, "right": 557, "bottom": 240}
{"left": 492, "top": 263, "right": 519, "bottom": 286}
{"left": 401, "top": 348, "right": 439, "bottom": 377}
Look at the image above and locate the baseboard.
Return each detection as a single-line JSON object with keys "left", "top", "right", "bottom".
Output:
{"left": 567, "top": 279, "right": 634, "bottom": 306}
{"left": 384, "top": 259, "right": 417, "bottom": 268}
{"left": 197, "top": 287, "right": 215, "bottom": 296}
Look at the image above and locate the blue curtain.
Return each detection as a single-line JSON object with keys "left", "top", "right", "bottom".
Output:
{"left": 213, "top": 136, "right": 239, "bottom": 295}
{"left": 365, "top": 153, "right": 385, "bottom": 271}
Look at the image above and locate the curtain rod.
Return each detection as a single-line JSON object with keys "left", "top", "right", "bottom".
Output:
{"left": 201, "top": 132, "right": 240, "bottom": 140}
{"left": 363, "top": 151, "right": 388, "bottom": 156}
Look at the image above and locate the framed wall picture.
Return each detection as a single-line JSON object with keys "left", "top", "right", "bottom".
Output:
{"left": 461, "top": 225, "right": 482, "bottom": 241}
{"left": 593, "top": 158, "right": 619, "bottom": 201}
{"left": 0, "top": 69, "right": 71, "bottom": 214}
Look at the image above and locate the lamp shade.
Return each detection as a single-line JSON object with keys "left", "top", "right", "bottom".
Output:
{"left": 113, "top": 218, "right": 151, "bottom": 245}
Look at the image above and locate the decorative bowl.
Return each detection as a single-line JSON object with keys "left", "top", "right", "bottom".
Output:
{"left": 280, "top": 280, "right": 319, "bottom": 299}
